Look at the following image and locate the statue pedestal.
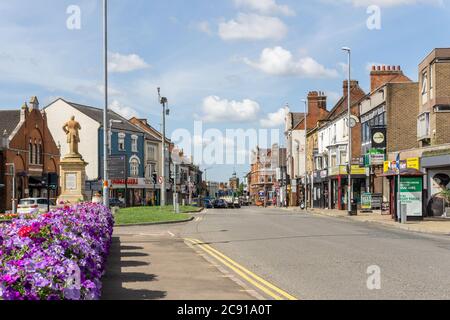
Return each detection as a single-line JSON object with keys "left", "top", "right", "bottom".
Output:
{"left": 58, "top": 154, "right": 89, "bottom": 205}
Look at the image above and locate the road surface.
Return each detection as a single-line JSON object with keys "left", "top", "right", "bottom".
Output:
{"left": 179, "top": 206, "right": 450, "bottom": 300}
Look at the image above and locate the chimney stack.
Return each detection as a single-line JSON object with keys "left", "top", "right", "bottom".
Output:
{"left": 370, "top": 65, "right": 410, "bottom": 92}
{"left": 343, "top": 80, "right": 359, "bottom": 97}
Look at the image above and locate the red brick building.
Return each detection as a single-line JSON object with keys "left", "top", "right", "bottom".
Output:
{"left": 0, "top": 97, "right": 60, "bottom": 212}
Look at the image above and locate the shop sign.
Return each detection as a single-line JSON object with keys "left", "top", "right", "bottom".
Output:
{"left": 384, "top": 161, "right": 390, "bottom": 173}
{"left": 400, "top": 177, "right": 423, "bottom": 217}
{"left": 361, "top": 193, "right": 372, "bottom": 210}
{"left": 407, "top": 158, "right": 420, "bottom": 170}
{"left": 371, "top": 127, "right": 387, "bottom": 149}
{"left": 369, "top": 154, "right": 385, "bottom": 166}
{"left": 384, "top": 158, "right": 420, "bottom": 173}
{"left": 320, "top": 170, "right": 328, "bottom": 179}
{"left": 351, "top": 165, "right": 367, "bottom": 175}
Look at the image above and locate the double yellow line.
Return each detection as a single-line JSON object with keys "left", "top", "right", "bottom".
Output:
{"left": 185, "top": 238, "right": 297, "bottom": 301}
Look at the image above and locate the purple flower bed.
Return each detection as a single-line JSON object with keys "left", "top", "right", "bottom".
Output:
{"left": 0, "top": 203, "right": 114, "bottom": 300}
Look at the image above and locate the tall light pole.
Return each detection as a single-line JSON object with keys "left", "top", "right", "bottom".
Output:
{"left": 103, "top": 0, "right": 109, "bottom": 208}
{"left": 302, "top": 99, "right": 308, "bottom": 210}
{"left": 158, "top": 88, "right": 168, "bottom": 207}
{"left": 342, "top": 47, "right": 353, "bottom": 216}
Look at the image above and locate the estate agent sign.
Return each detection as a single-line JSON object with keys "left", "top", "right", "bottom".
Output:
{"left": 400, "top": 177, "right": 423, "bottom": 217}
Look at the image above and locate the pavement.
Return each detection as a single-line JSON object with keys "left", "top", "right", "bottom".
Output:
{"left": 102, "top": 206, "right": 450, "bottom": 300}
{"left": 101, "top": 224, "right": 256, "bottom": 300}
{"left": 286, "top": 207, "right": 450, "bottom": 235}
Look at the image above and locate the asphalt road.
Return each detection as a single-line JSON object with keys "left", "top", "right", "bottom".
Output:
{"left": 179, "top": 206, "right": 450, "bottom": 300}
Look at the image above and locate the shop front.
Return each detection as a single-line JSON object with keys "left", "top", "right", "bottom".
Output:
{"left": 421, "top": 150, "right": 450, "bottom": 217}
{"left": 313, "top": 170, "right": 329, "bottom": 209}
{"left": 328, "top": 165, "right": 368, "bottom": 210}
{"left": 381, "top": 158, "right": 425, "bottom": 220}
{"left": 110, "top": 178, "right": 159, "bottom": 207}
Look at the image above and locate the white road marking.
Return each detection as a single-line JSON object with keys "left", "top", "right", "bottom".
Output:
{"left": 167, "top": 231, "right": 175, "bottom": 237}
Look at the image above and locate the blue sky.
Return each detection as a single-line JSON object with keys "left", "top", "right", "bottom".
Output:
{"left": 1, "top": 0, "right": 449, "bottom": 182}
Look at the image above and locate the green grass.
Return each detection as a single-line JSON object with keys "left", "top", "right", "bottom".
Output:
{"left": 114, "top": 205, "right": 202, "bottom": 226}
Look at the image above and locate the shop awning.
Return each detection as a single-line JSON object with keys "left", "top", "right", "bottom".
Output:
{"left": 377, "top": 168, "right": 425, "bottom": 178}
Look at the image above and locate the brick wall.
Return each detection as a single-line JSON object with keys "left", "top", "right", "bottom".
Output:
{"left": 386, "top": 82, "right": 420, "bottom": 152}
{"left": 436, "top": 112, "right": 450, "bottom": 145}
{"left": 435, "top": 61, "right": 450, "bottom": 100}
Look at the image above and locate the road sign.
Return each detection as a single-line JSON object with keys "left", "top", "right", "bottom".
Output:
{"left": 108, "top": 155, "right": 127, "bottom": 179}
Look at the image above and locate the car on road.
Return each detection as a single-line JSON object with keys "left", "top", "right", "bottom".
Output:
{"left": 17, "top": 198, "right": 55, "bottom": 215}
{"left": 233, "top": 200, "right": 241, "bottom": 209}
{"left": 213, "top": 199, "right": 227, "bottom": 209}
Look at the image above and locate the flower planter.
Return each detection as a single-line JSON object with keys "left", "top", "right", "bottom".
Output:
{"left": 0, "top": 203, "right": 114, "bottom": 300}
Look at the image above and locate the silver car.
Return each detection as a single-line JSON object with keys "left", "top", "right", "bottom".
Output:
{"left": 17, "top": 198, "right": 54, "bottom": 215}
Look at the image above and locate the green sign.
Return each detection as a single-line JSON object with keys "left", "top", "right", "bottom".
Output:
{"left": 361, "top": 193, "right": 372, "bottom": 210}
{"left": 400, "top": 177, "right": 423, "bottom": 217}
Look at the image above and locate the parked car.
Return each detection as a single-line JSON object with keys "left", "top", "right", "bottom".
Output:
{"left": 204, "top": 199, "right": 214, "bottom": 209}
{"left": 109, "top": 198, "right": 125, "bottom": 208}
{"left": 233, "top": 200, "right": 241, "bottom": 209}
{"left": 213, "top": 199, "right": 227, "bottom": 209}
{"left": 17, "top": 198, "right": 55, "bottom": 215}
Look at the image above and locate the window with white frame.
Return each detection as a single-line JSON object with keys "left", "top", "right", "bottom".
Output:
{"left": 118, "top": 133, "right": 126, "bottom": 151}
{"left": 131, "top": 135, "right": 138, "bottom": 153}
{"left": 147, "top": 143, "right": 157, "bottom": 161}
{"left": 130, "top": 157, "right": 140, "bottom": 177}
{"left": 430, "top": 64, "right": 434, "bottom": 100}
{"left": 417, "top": 112, "right": 430, "bottom": 139}
{"left": 421, "top": 70, "right": 428, "bottom": 105}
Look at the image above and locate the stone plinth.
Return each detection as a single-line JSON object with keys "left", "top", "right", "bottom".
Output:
{"left": 58, "top": 154, "right": 88, "bottom": 204}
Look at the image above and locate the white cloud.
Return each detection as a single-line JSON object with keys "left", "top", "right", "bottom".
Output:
{"left": 219, "top": 13, "right": 288, "bottom": 41}
{"left": 260, "top": 106, "right": 289, "bottom": 128}
{"left": 109, "top": 100, "right": 139, "bottom": 119}
{"left": 337, "top": 0, "right": 443, "bottom": 7}
{"left": 244, "top": 46, "right": 338, "bottom": 78}
{"left": 108, "top": 52, "right": 150, "bottom": 73}
{"left": 198, "top": 95, "right": 261, "bottom": 123}
{"left": 233, "top": 0, "right": 296, "bottom": 16}
{"left": 195, "top": 21, "right": 213, "bottom": 35}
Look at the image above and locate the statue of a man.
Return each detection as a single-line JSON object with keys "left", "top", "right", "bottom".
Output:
{"left": 63, "top": 116, "right": 81, "bottom": 156}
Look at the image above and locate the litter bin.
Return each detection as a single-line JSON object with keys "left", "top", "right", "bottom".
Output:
{"left": 350, "top": 199, "right": 358, "bottom": 216}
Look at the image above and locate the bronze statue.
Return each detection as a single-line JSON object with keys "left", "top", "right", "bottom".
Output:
{"left": 63, "top": 116, "right": 81, "bottom": 156}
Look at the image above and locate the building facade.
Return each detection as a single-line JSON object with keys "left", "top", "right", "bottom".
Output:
{"left": 387, "top": 48, "right": 450, "bottom": 217}
{"left": 285, "top": 91, "right": 329, "bottom": 206}
{"left": 317, "top": 80, "right": 367, "bottom": 210}
{"left": 0, "top": 97, "right": 60, "bottom": 212}
{"left": 359, "top": 65, "right": 417, "bottom": 205}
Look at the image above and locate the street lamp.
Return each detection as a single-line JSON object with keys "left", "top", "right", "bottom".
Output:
{"left": 158, "top": 88, "right": 169, "bottom": 207}
{"left": 102, "top": 0, "right": 109, "bottom": 208}
{"left": 342, "top": 46, "right": 353, "bottom": 216}
{"left": 302, "top": 98, "right": 308, "bottom": 210}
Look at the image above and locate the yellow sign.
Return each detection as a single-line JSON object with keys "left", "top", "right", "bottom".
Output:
{"left": 384, "top": 161, "right": 390, "bottom": 173}
{"left": 407, "top": 158, "right": 420, "bottom": 170}
{"left": 351, "top": 165, "right": 366, "bottom": 175}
